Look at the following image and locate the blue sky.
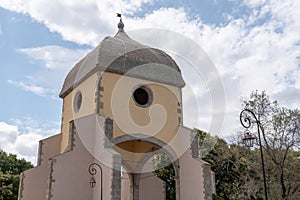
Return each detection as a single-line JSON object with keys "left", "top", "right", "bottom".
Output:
{"left": 0, "top": 0, "right": 299, "bottom": 163}
{"left": 0, "top": 8, "right": 85, "bottom": 121}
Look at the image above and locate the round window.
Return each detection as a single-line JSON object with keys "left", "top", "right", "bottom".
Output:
{"left": 73, "top": 91, "right": 82, "bottom": 113}
{"left": 132, "top": 86, "right": 152, "bottom": 107}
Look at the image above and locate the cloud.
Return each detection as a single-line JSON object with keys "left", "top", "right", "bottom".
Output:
{"left": 9, "top": 46, "right": 89, "bottom": 98}
{"left": 0, "top": 117, "right": 59, "bottom": 164}
{"left": 8, "top": 79, "right": 53, "bottom": 97}
{"left": 19, "top": 45, "right": 89, "bottom": 69}
{"left": 0, "top": 0, "right": 154, "bottom": 45}
{"left": 273, "top": 87, "right": 300, "bottom": 109}
{"left": 0, "top": 122, "right": 18, "bottom": 152}
{"left": 125, "top": 4, "right": 299, "bottom": 134}
{"left": 0, "top": 1, "right": 299, "bottom": 137}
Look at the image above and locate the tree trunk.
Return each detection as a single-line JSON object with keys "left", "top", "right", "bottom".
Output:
{"left": 281, "top": 172, "right": 287, "bottom": 200}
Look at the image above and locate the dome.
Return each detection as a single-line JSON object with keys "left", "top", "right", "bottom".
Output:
{"left": 59, "top": 20, "right": 185, "bottom": 97}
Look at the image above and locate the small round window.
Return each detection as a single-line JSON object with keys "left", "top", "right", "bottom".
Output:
{"left": 132, "top": 86, "right": 152, "bottom": 107}
{"left": 73, "top": 91, "right": 82, "bottom": 113}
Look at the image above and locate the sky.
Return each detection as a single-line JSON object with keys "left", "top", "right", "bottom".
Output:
{"left": 0, "top": 0, "right": 299, "bottom": 164}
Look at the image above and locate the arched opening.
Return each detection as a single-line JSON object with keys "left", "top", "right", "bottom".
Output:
{"left": 112, "top": 135, "right": 180, "bottom": 200}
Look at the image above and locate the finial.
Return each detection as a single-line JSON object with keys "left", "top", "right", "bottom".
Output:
{"left": 116, "top": 13, "right": 124, "bottom": 31}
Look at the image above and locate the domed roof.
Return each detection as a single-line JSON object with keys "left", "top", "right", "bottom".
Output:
{"left": 59, "top": 19, "right": 185, "bottom": 97}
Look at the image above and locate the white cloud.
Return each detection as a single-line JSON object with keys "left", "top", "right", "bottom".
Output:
{"left": 0, "top": 122, "right": 18, "bottom": 152}
{"left": 124, "top": 5, "right": 299, "bottom": 134}
{"left": 0, "top": 1, "right": 299, "bottom": 137}
{"left": 273, "top": 87, "right": 300, "bottom": 109}
{"left": 14, "top": 133, "right": 42, "bottom": 163}
{"left": 243, "top": 0, "right": 267, "bottom": 8}
{"left": 8, "top": 79, "right": 53, "bottom": 97}
{"left": 0, "top": 117, "right": 59, "bottom": 164}
{"left": 19, "top": 45, "right": 89, "bottom": 69}
{"left": 9, "top": 46, "right": 89, "bottom": 98}
{"left": 0, "top": 0, "right": 154, "bottom": 45}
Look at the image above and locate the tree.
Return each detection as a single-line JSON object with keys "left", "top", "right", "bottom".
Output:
{"left": 242, "top": 91, "right": 300, "bottom": 200}
{"left": 154, "top": 153, "right": 176, "bottom": 200}
{"left": 202, "top": 136, "right": 257, "bottom": 199}
{"left": 204, "top": 91, "right": 300, "bottom": 199}
{"left": 0, "top": 172, "right": 19, "bottom": 200}
{"left": 0, "top": 150, "right": 33, "bottom": 200}
{"left": 195, "top": 129, "right": 218, "bottom": 158}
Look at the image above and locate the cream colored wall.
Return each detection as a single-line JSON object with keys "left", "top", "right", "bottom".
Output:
{"left": 101, "top": 72, "right": 182, "bottom": 145}
{"left": 139, "top": 173, "right": 165, "bottom": 200}
{"left": 49, "top": 114, "right": 118, "bottom": 200}
{"left": 20, "top": 163, "right": 49, "bottom": 200}
{"left": 179, "top": 148, "right": 205, "bottom": 199}
{"left": 38, "top": 134, "right": 61, "bottom": 166}
{"left": 60, "top": 73, "right": 99, "bottom": 152}
{"left": 121, "top": 171, "right": 132, "bottom": 200}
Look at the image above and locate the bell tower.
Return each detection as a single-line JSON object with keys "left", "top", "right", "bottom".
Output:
{"left": 18, "top": 17, "right": 215, "bottom": 200}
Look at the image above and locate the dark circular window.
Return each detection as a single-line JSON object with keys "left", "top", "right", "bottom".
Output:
{"left": 132, "top": 86, "right": 152, "bottom": 107}
{"left": 73, "top": 91, "right": 82, "bottom": 113}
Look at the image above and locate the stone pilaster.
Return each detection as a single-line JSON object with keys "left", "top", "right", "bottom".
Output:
{"left": 203, "top": 164, "right": 213, "bottom": 200}
{"left": 104, "top": 118, "right": 113, "bottom": 148}
{"left": 65, "top": 121, "right": 76, "bottom": 152}
{"left": 18, "top": 172, "right": 25, "bottom": 200}
{"left": 111, "top": 154, "right": 122, "bottom": 200}
{"left": 47, "top": 158, "right": 56, "bottom": 200}
{"left": 191, "top": 131, "right": 201, "bottom": 158}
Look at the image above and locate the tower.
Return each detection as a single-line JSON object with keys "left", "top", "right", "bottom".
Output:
{"left": 18, "top": 18, "right": 215, "bottom": 200}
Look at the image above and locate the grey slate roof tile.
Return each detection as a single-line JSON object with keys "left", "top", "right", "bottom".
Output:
{"left": 59, "top": 27, "right": 185, "bottom": 97}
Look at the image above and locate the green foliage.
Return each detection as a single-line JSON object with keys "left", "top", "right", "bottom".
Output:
{"left": 153, "top": 153, "right": 176, "bottom": 200}
{"left": 195, "top": 129, "right": 218, "bottom": 158}
{"left": 203, "top": 138, "right": 245, "bottom": 199}
{"left": 243, "top": 91, "right": 300, "bottom": 200}
{"left": 152, "top": 91, "right": 300, "bottom": 200}
{"left": 0, "top": 150, "right": 33, "bottom": 200}
{"left": 0, "top": 172, "right": 19, "bottom": 200}
{"left": 212, "top": 193, "right": 225, "bottom": 200}
{"left": 0, "top": 151, "right": 32, "bottom": 175}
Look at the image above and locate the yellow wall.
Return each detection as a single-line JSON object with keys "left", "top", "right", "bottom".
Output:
{"left": 60, "top": 73, "right": 99, "bottom": 152}
{"left": 60, "top": 71, "right": 183, "bottom": 153}
{"left": 116, "top": 141, "right": 158, "bottom": 153}
{"left": 101, "top": 72, "right": 182, "bottom": 145}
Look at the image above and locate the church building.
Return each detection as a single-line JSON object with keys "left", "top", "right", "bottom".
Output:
{"left": 18, "top": 17, "right": 215, "bottom": 200}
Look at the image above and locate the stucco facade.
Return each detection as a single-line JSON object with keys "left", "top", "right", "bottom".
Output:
{"left": 19, "top": 18, "right": 215, "bottom": 200}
